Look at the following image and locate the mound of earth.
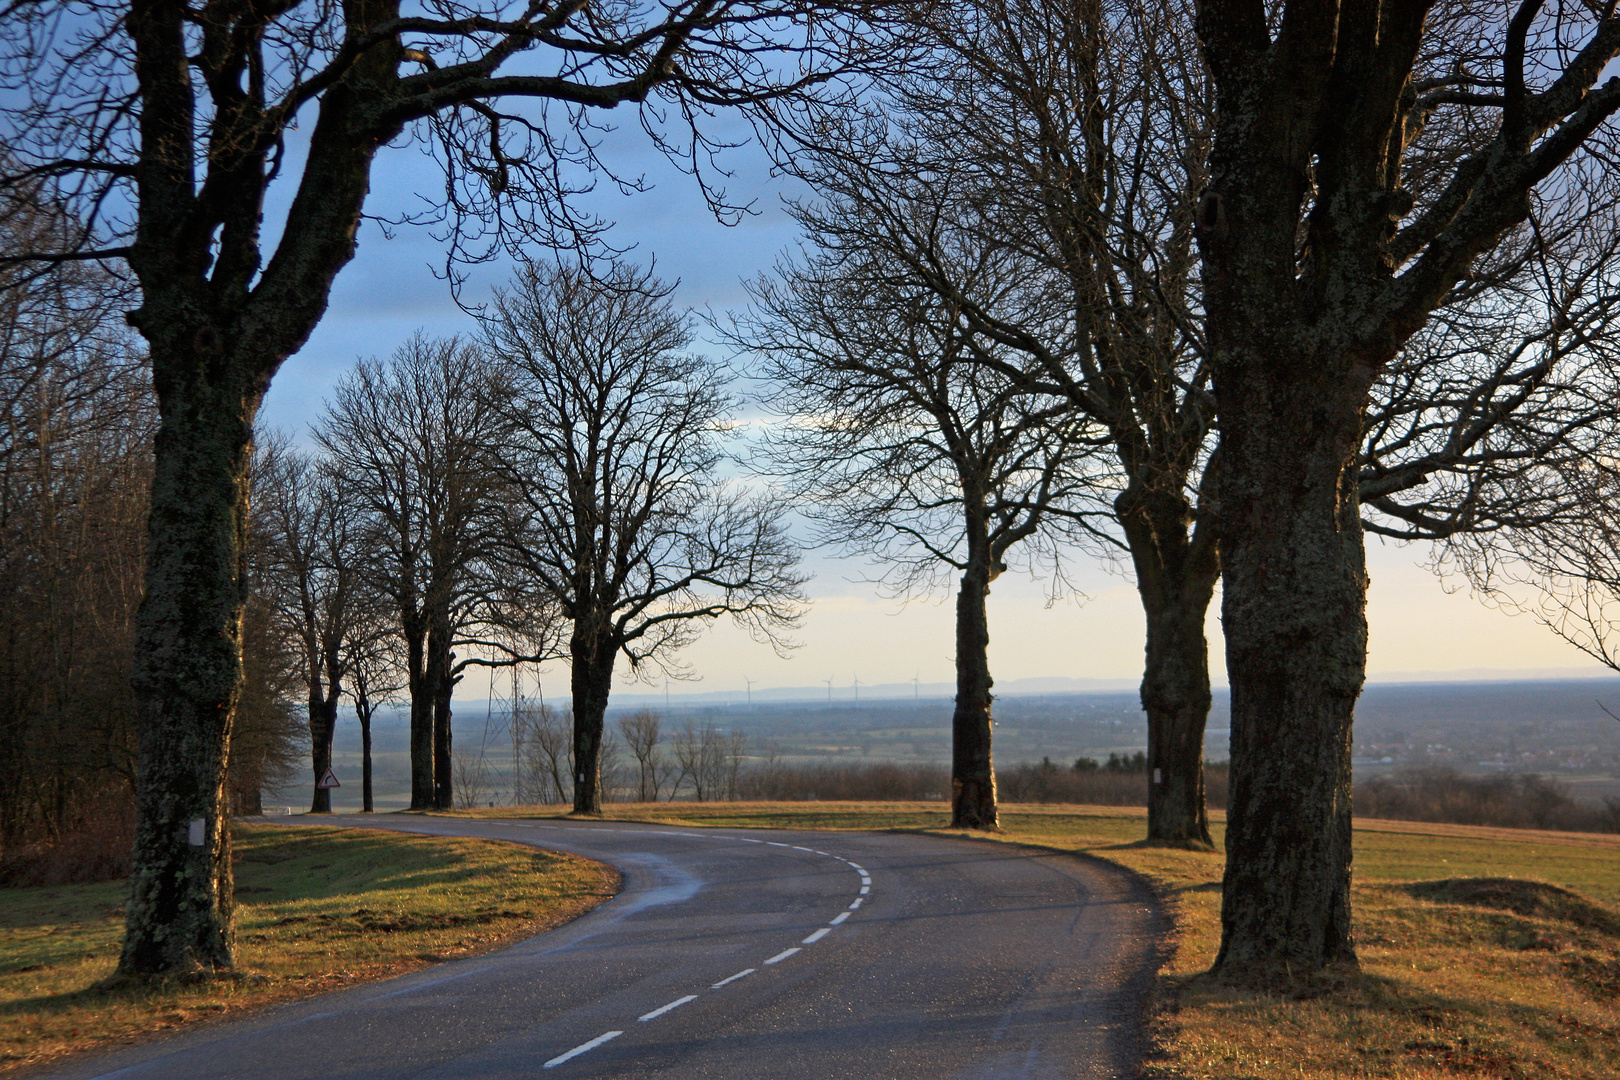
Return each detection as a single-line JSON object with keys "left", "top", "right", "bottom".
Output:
{"left": 1404, "top": 877, "right": 1620, "bottom": 936}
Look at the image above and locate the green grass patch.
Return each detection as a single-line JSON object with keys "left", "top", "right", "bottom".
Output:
{"left": 0, "top": 822, "right": 617, "bottom": 1075}
{"left": 463, "top": 801, "right": 1620, "bottom": 1078}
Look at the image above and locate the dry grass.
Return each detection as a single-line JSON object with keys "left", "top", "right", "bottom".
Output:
{"left": 0, "top": 822, "right": 617, "bottom": 1075}
{"left": 464, "top": 801, "right": 1620, "bottom": 1079}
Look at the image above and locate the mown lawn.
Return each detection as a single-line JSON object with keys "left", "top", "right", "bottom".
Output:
{"left": 0, "top": 823, "right": 617, "bottom": 1075}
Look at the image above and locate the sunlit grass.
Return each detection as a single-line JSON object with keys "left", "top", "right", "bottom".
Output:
{"left": 0, "top": 823, "right": 617, "bottom": 1075}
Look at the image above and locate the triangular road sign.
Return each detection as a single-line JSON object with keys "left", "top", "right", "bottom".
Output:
{"left": 316, "top": 767, "right": 341, "bottom": 789}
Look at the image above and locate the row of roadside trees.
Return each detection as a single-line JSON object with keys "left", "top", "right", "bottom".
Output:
{"left": 251, "top": 263, "right": 803, "bottom": 820}
{"left": 8, "top": 0, "right": 1620, "bottom": 989}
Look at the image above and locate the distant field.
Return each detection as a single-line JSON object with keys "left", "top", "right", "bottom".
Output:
{"left": 284, "top": 678, "right": 1620, "bottom": 812}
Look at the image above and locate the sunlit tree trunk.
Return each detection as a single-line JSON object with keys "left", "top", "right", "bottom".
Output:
{"left": 1212, "top": 349, "right": 1367, "bottom": 974}
{"left": 307, "top": 695, "right": 338, "bottom": 813}
{"left": 1119, "top": 487, "right": 1220, "bottom": 848}
{"left": 121, "top": 351, "right": 258, "bottom": 974}
{"left": 570, "top": 621, "right": 616, "bottom": 815}
{"left": 950, "top": 498, "right": 997, "bottom": 830}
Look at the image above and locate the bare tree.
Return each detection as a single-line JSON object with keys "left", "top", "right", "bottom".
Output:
{"left": 774, "top": 0, "right": 1223, "bottom": 843}
{"left": 1444, "top": 447, "right": 1620, "bottom": 679}
{"left": 229, "top": 585, "right": 308, "bottom": 817}
{"left": 1193, "top": 1, "right": 1620, "bottom": 979}
{"left": 723, "top": 730, "right": 748, "bottom": 801}
{"left": 735, "top": 234, "right": 1111, "bottom": 830}
{"left": 670, "top": 721, "right": 724, "bottom": 801}
{"left": 317, "top": 336, "right": 525, "bottom": 813}
{"left": 452, "top": 749, "right": 492, "bottom": 809}
{"left": 0, "top": 192, "right": 152, "bottom": 852}
{"left": 778, "top": 0, "right": 1620, "bottom": 860}
{"left": 483, "top": 262, "right": 806, "bottom": 815}
{"left": 517, "top": 702, "right": 573, "bottom": 805}
{"left": 0, "top": 0, "right": 904, "bottom": 975}
{"left": 343, "top": 621, "right": 405, "bottom": 815}
{"left": 252, "top": 435, "right": 368, "bottom": 814}
{"left": 619, "top": 710, "right": 666, "bottom": 803}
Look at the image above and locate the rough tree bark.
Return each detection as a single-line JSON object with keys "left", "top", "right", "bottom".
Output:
{"left": 307, "top": 695, "right": 338, "bottom": 814}
{"left": 404, "top": 624, "right": 433, "bottom": 810}
{"left": 431, "top": 617, "right": 455, "bottom": 811}
{"left": 1119, "top": 485, "right": 1221, "bottom": 848}
{"left": 950, "top": 525, "right": 998, "bottom": 829}
{"left": 569, "top": 622, "right": 615, "bottom": 816}
{"left": 1210, "top": 345, "right": 1370, "bottom": 974}
{"left": 114, "top": 0, "right": 402, "bottom": 971}
{"left": 1196, "top": 3, "right": 1386, "bottom": 970}
{"left": 1186, "top": 0, "right": 1620, "bottom": 979}
{"left": 121, "top": 373, "right": 256, "bottom": 974}
{"left": 355, "top": 690, "right": 376, "bottom": 814}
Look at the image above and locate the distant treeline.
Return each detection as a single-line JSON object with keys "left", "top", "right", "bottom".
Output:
{"left": 563, "top": 747, "right": 1229, "bottom": 809}
{"left": 734, "top": 753, "right": 1230, "bottom": 808}
{"left": 647, "top": 755, "right": 1620, "bottom": 836}
{"left": 1353, "top": 767, "right": 1620, "bottom": 833}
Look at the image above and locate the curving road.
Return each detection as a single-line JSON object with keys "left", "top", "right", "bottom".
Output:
{"left": 43, "top": 817, "right": 1165, "bottom": 1080}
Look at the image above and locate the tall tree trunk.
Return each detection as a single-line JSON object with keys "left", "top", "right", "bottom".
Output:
{"left": 427, "top": 616, "right": 454, "bottom": 811}
{"left": 116, "top": 0, "right": 400, "bottom": 974}
{"left": 570, "top": 622, "right": 616, "bottom": 815}
{"left": 950, "top": 514, "right": 997, "bottom": 830}
{"left": 307, "top": 694, "right": 338, "bottom": 813}
{"left": 1211, "top": 354, "right": 1367, "bottom": 979}
{"left": 1120, "top": 488, "right": 1220, "bottom": 848}
{"left": 358, "top": 705, "right": 374, "bottom": 814}
{"left": 404, "top": 629, "right": 433, "bottom": 810}
{"left": 351, "top": 671, "right": 375, "bottom": 813}
{"left": 120, "top": 363, "right": 255, "bottom": 976}
{"left": 433, "top": 687, "right": 453, "bottom": 811}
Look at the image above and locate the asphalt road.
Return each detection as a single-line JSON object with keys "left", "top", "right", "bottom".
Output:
{"left": 44, "top": 817, "right": 1166, "bottom": 1080}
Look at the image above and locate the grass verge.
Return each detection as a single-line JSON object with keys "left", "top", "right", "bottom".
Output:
{"left": 0, "top": 822, "right": 618, "bottom": 1075}
{"left": 455, "top": 801, "right": 1620, "bottom": 1079}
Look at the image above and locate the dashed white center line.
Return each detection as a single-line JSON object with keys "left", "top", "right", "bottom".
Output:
{"left": 544, "top": 1031, "right": 622, "bottom": 1069}
{"left": 638, "top": 995, "right": 697, "bottom": 1021}
{"left": 502, "top": 830, "right": 869, "bottom": 1058}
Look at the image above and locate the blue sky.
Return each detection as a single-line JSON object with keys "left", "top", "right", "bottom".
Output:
{"left": 256, "top": 110, "right": 1609, "bottom": 700}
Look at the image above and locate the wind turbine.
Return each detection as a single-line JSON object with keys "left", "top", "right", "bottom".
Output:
{"left": 744, "top": 676, "right": 756, "bottom": 707}
{"left": 824, "top": 676, "right": 833, "bottom": 704}
{"left": 853, "top": 673, "right": 860, "bottom": 710}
